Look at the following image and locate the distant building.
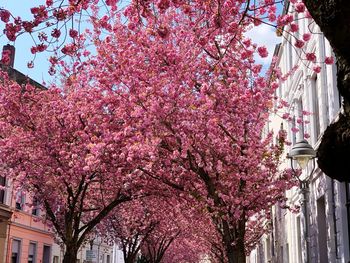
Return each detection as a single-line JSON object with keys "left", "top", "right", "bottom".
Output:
{"left": 248, "top": 1, "right": 350, "bottom": 263}
{"left": 51, "top": 236, "right": 114, "bottom": 263}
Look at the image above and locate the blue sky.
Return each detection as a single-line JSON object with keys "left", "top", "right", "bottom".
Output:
{"left": 246, "top": 23, "right": 281, "bottom": 71}
{"left": 245, "top": 1, "right": 284, "bottom": 72}
{"left": 0, "top": 1, "right": 52, "bottom": 84}
{"left": 0, "top": 0, "right": 133, "bottom": 84}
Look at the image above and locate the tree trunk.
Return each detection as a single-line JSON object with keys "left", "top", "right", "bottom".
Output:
{"left": 232, "top": 235, "right": 246, "bottom": 263}
{"left": 302, "top": 0, "right": 350, "bottom": 182}
{"left": 125, "top": 254, "right": 138, "bottom": 263}
{"left": 221, "top": 219, "right": 246, "bottom": 263}
{"left": 62, "top": 244, "right": 79, "bottom": 263}
{"left": 223, "top": 236, "right": 246, "bottom": 263}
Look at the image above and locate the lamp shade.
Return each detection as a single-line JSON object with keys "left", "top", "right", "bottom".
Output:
{"left": 289, "top": 140, "right": 316, "bottom": 169}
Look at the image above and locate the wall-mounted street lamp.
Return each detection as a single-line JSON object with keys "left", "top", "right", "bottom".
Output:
{"left": 287, "top": 139, "right": 316, "bottom": 263}
{"left": 288, "top": 139, "right": 316, "bottom": 171}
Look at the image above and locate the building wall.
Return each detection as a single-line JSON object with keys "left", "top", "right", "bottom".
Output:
{"left": 0, "top": 204, "right": 12, "bottom": 263}
{"left": 51, "top": 237, "right": 115, "bottom": 263}
{"left": 112, "top": 244, "right": 125, "bottom": 263}
{"left": 6, "top": 220, "right": 54, "bottom": 263}
{"left": 3, "top": 181, "right": 58, "bottom": 263}
{"left": 249, "top": 2, "right": 350, "bottom": 263}
{"left": 77, "top": 237, "right": 113, "bottom": 263}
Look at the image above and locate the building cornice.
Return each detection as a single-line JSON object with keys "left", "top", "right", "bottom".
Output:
{"left": 9, "top": 221, "right": 54, "bottom": 237}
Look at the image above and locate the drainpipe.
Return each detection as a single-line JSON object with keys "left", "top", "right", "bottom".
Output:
{"left": 5, "top": 223, "right": 11, "bottom": 263}
{"left": 331, "top": 179, "right": 339, "bottom": 259}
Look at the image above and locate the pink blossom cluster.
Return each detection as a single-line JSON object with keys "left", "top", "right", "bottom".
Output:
{"left": 0, "top": 0, "right": 324, "bottom": 261}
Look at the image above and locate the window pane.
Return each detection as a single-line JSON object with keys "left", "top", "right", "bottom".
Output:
{"left": 15, "top": 192, "right": 25, "bottom": 210}
{"left": 0, "top": 176, "right": 5, "bottom": 186}
{"left": 42, "top": 245, "right": 51, "bottom": 263}
{"left": 28, "top": 242, "right": 36, "bottom": 263}
{"left": 12, "top": 240, "right": 20, "bottom": 252}
{"left": 0, "top": 177, "right": 5, "bottom": 203}
{"left": 11, "top": 240, "right": 21, "bottom": 263}
{"left": 312, "top": 75, "right": 320, "bottom": 139}
{"left": 0, "top": 191, "right": 4, "bottom": 204}
{"left": 32, "top": 197, "right": 40, "bottom": 216}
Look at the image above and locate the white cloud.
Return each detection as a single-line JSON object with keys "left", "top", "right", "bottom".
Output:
{"left": 245, "top": 23, "right": 281, "bottom": 66}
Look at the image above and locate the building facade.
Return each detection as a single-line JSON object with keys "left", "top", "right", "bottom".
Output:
{"left": 51, "top": 237, "right": 114, "bottom": 263}
{"left": 0, "top": 177, "right": 58, "bottom": 263}
{"left": 249, "top": 2, "right": 350, "bottom": 263}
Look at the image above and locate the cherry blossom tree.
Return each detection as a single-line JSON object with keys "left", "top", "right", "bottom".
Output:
{"left": 103, "top": 195, "right": 215, "bottom": 263}
{"left": 139, "top": 230, "right": 181, "bottom": 263}
{"left": 104, "top": 201, "right": 159, "bottom": 263}
{"left": 2, "top": 0, "right": 349, "bottom": 181}
{"left": 66, "top": 2, "right": 296, "bottom": 262}
{"left": 0, "top": 71, "right": 146, "bottom": 263}
{"left": 136, "top": 198, "right": 214, "bottom": 263}
{"left": 0, "top": 1, "right": 329, "bottom": 262}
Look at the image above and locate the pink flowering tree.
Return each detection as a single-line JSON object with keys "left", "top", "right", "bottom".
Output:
{"left": 139, "top": 230, "right": 181, "bottom": 263}
{"left": 61, "top": 2, "right": 297, "bottom": 262}
{"left": 3, "top": 0, "right": 342, "bottom": 261}
{"left": 103, "top": 200, "right": 160, "bottom": 263}
{"left": 136, "top": 197, "right": 214, "bottom": 263}
{"left": 0, "top": 71, "right": 147, "bottom": 263}
{"left": 2, "top": 0, "right": 349, "bottom": 181}
{"left": 103, "top": 196, "right": 215, "bottom": 263}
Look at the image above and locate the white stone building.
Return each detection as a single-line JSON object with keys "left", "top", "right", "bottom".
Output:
{"left": 249, "top": 1, "right": 350, "bottom": 263}
{"left": 51, "top": 236, "right": 114, "bottom": 263}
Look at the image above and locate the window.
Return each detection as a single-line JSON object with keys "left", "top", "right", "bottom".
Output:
{"left": 0, "top": 176, "right": 6, "bottom": 204}
{"left": 288, "top": 41, "right": 293, "bottom": 71}
{"left": 311, "top": 75, "right": 321, "bottom": 139}
{"left": 53, "top": 256, "right": 59, "bottom": 263}
{"left": 28, "top": 242, "right": 37, "bottom": 263}
{"left": 291, "top": 115, "right": 297, "bottom": 145}
{"left": 106, "top": 255, "right": 111, "bottom": 263}
{"left": 265, "top": 237, "right": 271, "bottom": 262}
{"left": 295, "top": 97, "right": 304, "bottom": 140}
{"left": 31, "top": 198, "right": 40, "bottom": 216}
{"left": 330, "top": 59, "right": 341, "bottom": 113}
{"left": 42, "top": 245, "right": 51, "bottom": 263}
{"left": 317, "top": 196, "right": 329, "bottom": 263}
{"left": 15, "top": 191, "right": 25, "bottom": 210}
{"left": 11, "top": 239, "right": 21, "bottom": 263}
{"left": 280, "top": 246, "right": 284, "bottom": 263}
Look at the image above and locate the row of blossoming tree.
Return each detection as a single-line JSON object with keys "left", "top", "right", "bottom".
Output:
{"left": 0, "top": 0, "right": 346, "bottom": 263}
